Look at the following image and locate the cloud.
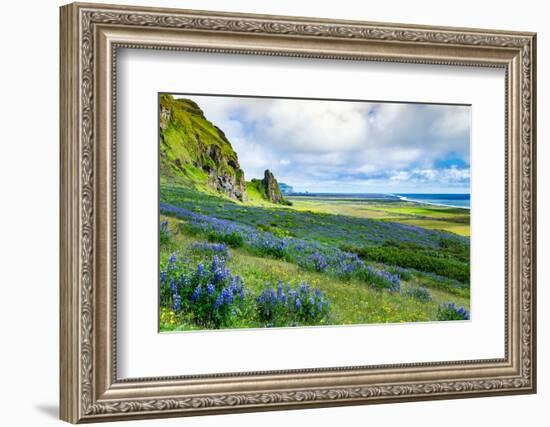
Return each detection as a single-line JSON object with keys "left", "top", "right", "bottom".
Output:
{"left": 389, "top": 167, "right": 470, "bottom": 185}
{"left": 176, "top": 95, "right": 470, "bottom": 193}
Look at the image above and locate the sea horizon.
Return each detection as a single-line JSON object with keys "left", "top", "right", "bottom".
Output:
{"left": 286, "top": 192, "right": 471, "bottom": 209}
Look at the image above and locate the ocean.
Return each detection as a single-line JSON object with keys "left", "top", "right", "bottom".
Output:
{"left": 395, "top": 193, "right": 470, "bottom": 209}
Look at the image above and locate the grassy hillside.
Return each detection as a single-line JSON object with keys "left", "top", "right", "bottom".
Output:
{"left": 159, "top": 94, "right": 247, "bottom": 200}
{"left": 246, "top": 180, "right": 271, "bottom": 205}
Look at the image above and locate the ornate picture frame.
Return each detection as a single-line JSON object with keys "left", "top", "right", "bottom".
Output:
{"left": 60, "top": 2, "right": 536, "bottom": 423}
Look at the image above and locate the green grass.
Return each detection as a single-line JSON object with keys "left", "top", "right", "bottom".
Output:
{"left": 341, "top": 240, "right": 470, "bottom": 284}
{"left": 245, "top": 180, "right": 273, "bottom": 206}
{"left": 160, "top": 220, "right": 470, "bottom": 331}
{"left": 389, "top": 218, "right": 470, "bottom": 236}
{"left": 368, "top": 205, "right": 469, "bottom": 218}
{"left": 229, "top": 249, "right": 468, "bottom": 325}
{"left": 289, "top": 196, "right": 470, "bottom": 236}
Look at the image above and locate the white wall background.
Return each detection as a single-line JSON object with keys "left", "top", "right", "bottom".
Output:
{"left": 0, "top": 0, "right": 545, "bottom": 426}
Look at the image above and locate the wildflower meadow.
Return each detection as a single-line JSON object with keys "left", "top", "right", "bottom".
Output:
{"left": 159, "top": 186, "right": 470, "bottom": 331}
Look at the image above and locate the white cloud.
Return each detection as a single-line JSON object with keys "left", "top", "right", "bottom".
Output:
{"left": 390, "top": 167, "right": 469, "bottom": 185}
{"left": 429, "top": 105, "right": 470, "bottom": 137}
{"left": 175, "top": 95, "right": 470, "bottom": 192}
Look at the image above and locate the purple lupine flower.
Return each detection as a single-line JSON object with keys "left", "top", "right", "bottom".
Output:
{"left": 437, "top": 303, "right": 470, "bottom": 320}
{"left": 191, "top": 285, "right": 202, "bottom": 302}
{"left": 235, "top": 276, "right": 245, "bottom": 300}
{"left": 192, "top": 241, "right": 229, "bottom": 258}
{"left": 213, "top": 293, "right": 224, "bottom": 310}
{"left": 277, "top": 282, "right": 283, "bottom": 299}
{"left": 211, "top": 255, "right": 223, "bottom": 272}
{"left": 182, "top": 276, "right": 191, "bottom": 288}
{"left": 172, "top": 294, "right": 181, "bottom": 311}
{"left": 206, "top": 283, "right": 215, "bottom": 295}
{"left": 169, "top": 277, "right": 177, "bottom": 293}
{"left": 196, "top": 263, "right": 205, "bottom": 278}
{"left": 222, "top": 288, "right": 233, "bottom": 304}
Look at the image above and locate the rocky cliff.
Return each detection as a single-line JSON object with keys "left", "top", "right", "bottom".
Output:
{"left": 159, "top": 94, "right": 247, "bottom": 201}
{"left": 261, "top": 170, "right": 284, "bottom": 204}
{"left": 248, "top": 169, "right": 290, "bottom": 205}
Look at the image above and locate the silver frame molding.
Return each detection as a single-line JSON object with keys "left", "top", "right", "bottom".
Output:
{"left": 60, "top": 2, "right": 537, "bottom": 423}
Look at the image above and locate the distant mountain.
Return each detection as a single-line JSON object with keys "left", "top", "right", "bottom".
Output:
{"left": 278, "top": 183, "right": 294, "bottom": 195}
{"left": 159, "top": 94, "right": 247, "bottom": 201}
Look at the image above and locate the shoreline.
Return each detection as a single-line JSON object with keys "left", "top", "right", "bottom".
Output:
{"left": 393, "top": 195, "right": 470, "bottom": 210}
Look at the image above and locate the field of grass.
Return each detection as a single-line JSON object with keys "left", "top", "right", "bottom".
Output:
{"left": 159, "top": 183, "right": 471, "bottom": 331}
{"left": 289, "top": 196, "right": 470, "bottom": 236}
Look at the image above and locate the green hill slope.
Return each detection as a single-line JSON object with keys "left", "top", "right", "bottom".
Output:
{"left": 159, "top": 94, "right": 247, "bottom": 201}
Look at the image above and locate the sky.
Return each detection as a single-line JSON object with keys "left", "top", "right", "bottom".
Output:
{"left": 176, "top": 94, "right": 471, "bottom": 194}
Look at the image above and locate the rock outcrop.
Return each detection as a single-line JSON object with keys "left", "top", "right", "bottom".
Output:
{"left": 261, "top": 170, "right": 284, "bottom": 204}
{"left": 249, "top": 169, "right": 289, "bottom": 205}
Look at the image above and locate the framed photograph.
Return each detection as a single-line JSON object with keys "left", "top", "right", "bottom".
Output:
{"left": 60, "top": 2, "right": 537, "bottom": 423}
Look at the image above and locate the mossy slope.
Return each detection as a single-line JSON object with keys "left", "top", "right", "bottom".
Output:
{"left": 159, "top": 94, "right": 247, "bottom": 200}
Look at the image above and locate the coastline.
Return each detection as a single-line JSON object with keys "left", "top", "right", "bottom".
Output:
{"left": 393, "top": 195, "right": 471, "bottom": 210}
